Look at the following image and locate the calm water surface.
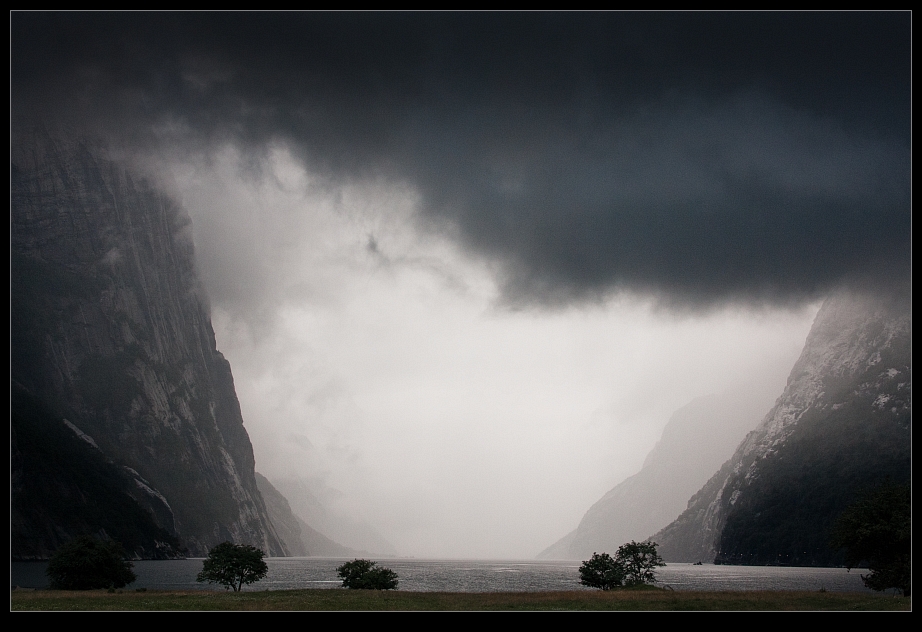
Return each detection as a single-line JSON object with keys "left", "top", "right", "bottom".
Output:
{"left": 12, "top": 557, "right": 875, "bottom": 593}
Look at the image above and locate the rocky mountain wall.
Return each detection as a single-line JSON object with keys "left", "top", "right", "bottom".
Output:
{"left": 11, "top": 130, "right": 286, "bottom": 557}
{"left": 653, "top": 290, "right": 911, "bottom": 564}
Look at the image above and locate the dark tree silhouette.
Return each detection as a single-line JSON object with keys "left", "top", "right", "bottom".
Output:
{"left": 196, "top": 542, "right": 269, "bottom": 592}
{"left": 336, "top": 559, "right": 399, "bottom": 590}
{"left": 579, "top": 541, "right": 665, "bottom": 590}
{"left": 578, "top": 552, "right": 626, "bottom": 590}
{"left": 46, "top": 535, "right": 136, "bottom": 590}
{"left": 831, "top": 482, "right": 911, "bottom": 596}
{"left": 616, "top": 540, "right": 666, "bottom": 587}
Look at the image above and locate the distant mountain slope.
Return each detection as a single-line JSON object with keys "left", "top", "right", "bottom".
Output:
{"left": 271, "top": 476, "right": 397, "bottom": 557}
{"left": 296, "top": 517, "right": 364, "bottom": 558}
{"left": 539, "top": 386, "right": 778, "bottom": 560}
{"left": 255, "top": 473, "right": 309, "bottom": 557}
{"left": 254, "top": 473, "right": 362, "bottom": 557}
{"left": 11, "top": 130, "right": 285, "bottom": 557}
{"left": 653, "top": 290, "right": 911, "bottom": 564}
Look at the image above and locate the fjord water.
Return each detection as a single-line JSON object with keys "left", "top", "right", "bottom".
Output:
{"left": 12, "top": 558, "right": 874, "bottom": 593}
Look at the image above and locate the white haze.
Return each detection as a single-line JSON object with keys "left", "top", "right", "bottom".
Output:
{"left": 170, "top": 145, "right": 819, "bottom": 559}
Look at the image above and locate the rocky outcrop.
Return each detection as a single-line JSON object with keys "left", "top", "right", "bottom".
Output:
{"left": 538, "top": 388, "right": 776, "bottom": 560}
{"left": 653, "top": 290, "right": 911, "bottom": 564}
{"left": 11, "top": 130, "right": 286, "bottom": 558}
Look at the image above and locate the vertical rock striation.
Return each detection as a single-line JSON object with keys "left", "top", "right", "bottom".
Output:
{"left": 11, "top": 130, "right": 285, "bottom": 557}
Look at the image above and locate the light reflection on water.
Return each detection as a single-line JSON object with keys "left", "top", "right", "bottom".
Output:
{"left": 11, "top": 558, "right": 875, "bottom": 593}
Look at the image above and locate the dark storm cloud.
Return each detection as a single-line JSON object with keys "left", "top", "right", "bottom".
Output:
{"left": 12, "top": 12, "right": 911, "bottom": 308}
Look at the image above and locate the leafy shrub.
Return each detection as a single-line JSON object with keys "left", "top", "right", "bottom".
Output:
{"left": 579, "top": 541, "right": 665, "bottom": 590}
{"left": 578, "top": 552, "right": 625, "bottom": 590}
{"left": 336, "top": 559, "right": 399, "bottom": 590}
{"left": 46, "top": 535, "right": 136, "bottom": 590}
{"left": 617, "top": 540, "right": 666, "bottom": 587}
{"left": 196, "top": 542, "right": 269, "bottom": 592}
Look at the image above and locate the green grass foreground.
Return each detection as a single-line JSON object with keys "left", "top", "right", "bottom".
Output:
{"left": 10, "top": 587, "right": 911, "bottom": 611}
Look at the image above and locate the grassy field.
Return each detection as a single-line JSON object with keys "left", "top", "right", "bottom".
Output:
{"left": 10, "top": 587, "right": 911, "bottom": 611}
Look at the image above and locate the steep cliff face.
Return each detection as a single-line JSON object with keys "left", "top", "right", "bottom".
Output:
{"left": 538, "top": 388, "right": 775, "bottom": 560}
{"left": 11, "top": 131, "right": 286, "bottom": 557}
{"left": 653, "top": 290, "right": 911, "bottom": 564}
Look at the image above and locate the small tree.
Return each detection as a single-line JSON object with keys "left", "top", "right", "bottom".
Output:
{"left": 616, "top": 540, "right": 666, "bottom": 587}
{"left": 336, "top": 559, "right": 399, "bottom": 590}
{"left": 580, "top": 541, "right": 665, "bottom": 590}
{"left": 46, "top": 535, "right": 137, "bottom": 590}
{"left": 196, "top": 542, "right": 269, "bottom": 592}
{"left": 831, "top": 482, "right": 911, "bottom": 596}
{"left": 578, "top": 552, "right": 625, "bottom": 590}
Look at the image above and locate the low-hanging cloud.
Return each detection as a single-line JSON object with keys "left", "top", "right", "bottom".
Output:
{"left": 12, "top": 12, "right": 910, "bottom": 310}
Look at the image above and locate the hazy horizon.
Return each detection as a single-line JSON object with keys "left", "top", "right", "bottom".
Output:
{"left": 179, "top": 146, "right": 820, "bottom": 558}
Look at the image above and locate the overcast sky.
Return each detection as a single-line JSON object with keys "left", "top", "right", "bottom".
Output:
{"left": 11, "top": 12, "right": 910, "bottom": 558}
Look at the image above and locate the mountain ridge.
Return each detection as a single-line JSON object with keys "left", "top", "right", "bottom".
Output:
{"left": 653, "top": 289, "right": 911, "bottom": 564}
